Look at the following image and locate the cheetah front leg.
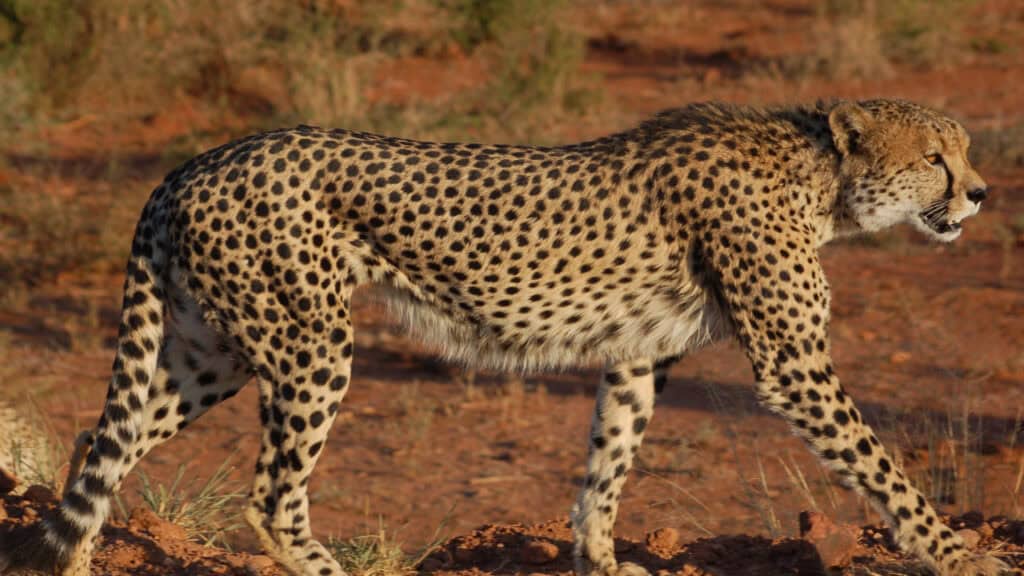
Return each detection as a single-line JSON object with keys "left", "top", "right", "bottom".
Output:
{"left": 709, "top": 244, "right": 1007, "bottom": 576}
{"left": 572, "top": 358, "right": 665, "bottom": 576}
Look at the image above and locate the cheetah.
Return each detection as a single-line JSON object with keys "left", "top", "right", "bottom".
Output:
{"left": 0, "top": 99, "right": 1008, "bottom": 576}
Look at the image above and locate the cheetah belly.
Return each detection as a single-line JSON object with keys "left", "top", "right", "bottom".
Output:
{"left": 372, "top": 277, "right": 733, "bottom": 372}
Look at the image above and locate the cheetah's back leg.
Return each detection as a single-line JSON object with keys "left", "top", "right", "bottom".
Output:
{"left": 8, "top": 282, "right": 251, "bottom": 576}
{"left": 240, "top": 302, "right": 354, "bottom": 576}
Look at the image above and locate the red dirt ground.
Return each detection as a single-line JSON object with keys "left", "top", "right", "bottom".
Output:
{"left": 3, "top": 478, "right": 1023, "bottom": 575}
{"left": 2, "top": 1, "right": 1023, "bottom": 574}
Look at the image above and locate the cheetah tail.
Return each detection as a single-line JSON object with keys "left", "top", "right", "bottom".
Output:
{"left": 2, "top": 217, "right": 170, "bottom": 574}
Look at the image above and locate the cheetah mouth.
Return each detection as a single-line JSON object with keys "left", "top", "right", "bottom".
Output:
{"left": 917, "top": 200, "right": 963, "bottom": 239}
{"left": 917, "top": 213, "right": 962, "bottom": 235}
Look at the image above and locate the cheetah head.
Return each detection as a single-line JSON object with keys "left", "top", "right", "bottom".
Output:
{"left": 829, "top": 99, "right": 987, "bottom": 242}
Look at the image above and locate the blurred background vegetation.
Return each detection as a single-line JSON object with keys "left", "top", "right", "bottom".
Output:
{"left": 0, "top": 0, "right": 598, "bottom": 146}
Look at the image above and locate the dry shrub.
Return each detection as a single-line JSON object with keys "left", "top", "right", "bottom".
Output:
{"left": 970, "top": 121, "right": 1024, "bottom": 172}
{"left": 0, "top": 0, "right": 600, "bottom": 144}
{"left": 812, "top": 0, "right": 893, "bottom": 79}
{"left": 806, "top": 0, "right": 976, "bottom": 80}
{"left": 0, "top": 183, "right": 117, "bottom": 290}
{"left": 877, "top": 0, "right": 976, "bottom": 69}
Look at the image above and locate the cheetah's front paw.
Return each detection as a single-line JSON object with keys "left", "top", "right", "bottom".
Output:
{"left": 613, "top": 561, "right": 652, "bottom": 576}
{"left": 575, "top": 557, "right": 651, "bottom": 576}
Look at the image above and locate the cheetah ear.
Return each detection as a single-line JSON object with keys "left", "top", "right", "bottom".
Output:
{"left": 828, "top": 101, "right": 873, "bottom": 156}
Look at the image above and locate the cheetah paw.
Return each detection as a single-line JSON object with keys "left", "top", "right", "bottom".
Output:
{"left": 944, "top": 553, "right": 1011, "bottom": 576}
{"left": 574, "top": 559, "right": 651, "bottom": 576}
{"left": 613, "top": 561, "right": 651, "bottom": 576}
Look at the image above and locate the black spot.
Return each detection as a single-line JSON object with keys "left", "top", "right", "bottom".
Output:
{"left": 856, "top": 438, "right": 873, "bottom": 455}
{"left": 632, "top": 417, "right": 648, "bottom": 434}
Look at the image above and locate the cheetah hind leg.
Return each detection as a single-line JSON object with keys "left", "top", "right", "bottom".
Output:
{"left": 49, "top": 430, "right": 99, "bottom": 576}
{"left": 242, "top": 367, "right": 351, "bottom": 576}
{"left": 242, "top": 376, "right": 319, "bottom": 576}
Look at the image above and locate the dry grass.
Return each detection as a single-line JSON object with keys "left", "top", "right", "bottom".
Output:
{"left": 810, "top": 0, "right": 894, "bottom": 79}
{"left": 0, "top": 396, "right": 68, "bottom": 491}
{"left": 970, "top": 121, "right": 1024, "bottom": 171}
{"left": 389, "top": 381, "right": 438, "bottom": 450}
{"left": 327, "top": 510, "right": 452, "bottom": 576}
{"left": 0, "top": 175, "right": 128, "bottom": 302}
{"left": 118, "top": 458, "right": 245, "bottom": 548}
{"left": 0, "top": 0, "right": 601, "bottom": 146}
{"left": 801, "top": 0, "right": 977, "bottom": 80}
{"left": 881, "top": 406, "right": 991, "bottom": 515}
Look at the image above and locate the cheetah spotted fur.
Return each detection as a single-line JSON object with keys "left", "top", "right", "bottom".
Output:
{"left": 0, "top": 99, "right": 1008, "bottom": 576}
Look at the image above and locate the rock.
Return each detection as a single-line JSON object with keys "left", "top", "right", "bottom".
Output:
{"left": 646, "top": 527, "right": 680, "bottom": 551}
{"left": 799, "top": 511, "right": 861, "bottom": 568}
{"left": 518, "top": 539, "right": 559, "bottom": 564}
{"left": 22, "top": 484, "right": 55, "bottom": 503}
{"left": 0, "top": 467, "right": 18, "bottom": 494}
{"left": 956, "top": 529, "right": 981, "bottom": 550}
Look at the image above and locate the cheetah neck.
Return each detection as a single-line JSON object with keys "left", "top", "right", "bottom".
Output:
{"left": 765, "top": 105, "right": 852, "bottom": 247}
{"left": 604, "top": 102, "right": 857, "bottom": 248}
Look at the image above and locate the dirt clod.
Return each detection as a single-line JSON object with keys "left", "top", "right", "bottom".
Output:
{"left": 646, "top": 527, "right": 681, "bottom": 554}
{"left": 22, "top": 484, "right": 55, "bottom": 503}
{"left": 518, "top": 539, "right": 560, "bottom": 564}
{"left": 129, "top": 506, "right": 189, "bottom": 541}
{"left": 799, "top": 511, "right": 862, "bottom": 568}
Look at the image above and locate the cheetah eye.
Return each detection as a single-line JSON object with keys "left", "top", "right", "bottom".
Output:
{"left": 924, "top": 154, "right": 943, "bottom": 166}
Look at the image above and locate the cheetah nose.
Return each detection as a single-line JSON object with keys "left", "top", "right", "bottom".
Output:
{"left": 966, "top": 187, "right": 987, "bottom": 203}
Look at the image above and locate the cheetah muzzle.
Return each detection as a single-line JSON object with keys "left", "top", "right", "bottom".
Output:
{"left": 0, "top": 98, "right": 1008, "bottom": 576}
